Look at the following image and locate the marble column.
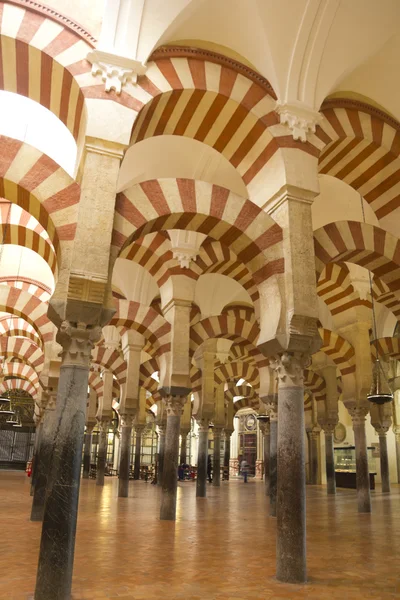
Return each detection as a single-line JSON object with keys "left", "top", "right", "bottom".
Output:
{"left": 96, "top": 420, "right": 110, "bottom": 487}
{"left": 82, "top": 426, "right": 94, "bottom": 479}
{"left": 269, "top": 414, "right": 278, "bottom": 517}
{"left": 212, "top": 427, "right": 222, "bottom": 487}
{"left": 196, "top": 420, "right": 209, "bottom": 497}
{"left": 30, "top": 420, "right": 43, "bottom": 496}
{"left": 378, "top": 432, "right": 390, "bottom": 493}
{"left": 260, "top": 421, "right": 270, "bottom": 495}
{"left": 160, "top": 396, "right": 186, "bottom": 521}
{"left": 118, "top": 416, "right": 133, "bottom": 497}
{"left": 350, "top": 407, "right": 371, "bottom": 513}
{"left": 180, "top": 431, "right": 189, "bottom": 465}
{"left": 323, "top": 427, "right": 336, "bottom": 495}
{"left": 30, "top": 396, "right": 56, "bottom": 522}
{"left": 224, "top": 431, "right": 232, "bottom": 481}
{"left": 395, "top": 430, "right": 400, "bottom": 484}
{"left": 310, "top": 428, "right": 320, "bottom": 485}
{"left": 157, "top": 424, "right": 166, "bottom": 486}
{"left": 272, "top": 352, "right": 308, "bottom": 584}
{"left": 133, "top": 424, "right": 144, "bottom": 480}
{"left": 35, "top": 321, "right": 100, "bottom": 599}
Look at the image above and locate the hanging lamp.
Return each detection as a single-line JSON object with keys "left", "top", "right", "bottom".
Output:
{"left": 359, "top": 194, "right": 394, "bottom": 405}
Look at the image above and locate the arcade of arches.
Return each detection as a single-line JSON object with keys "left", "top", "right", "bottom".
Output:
{"left": 0, "top": 1, "right": 400, "bottom": 599}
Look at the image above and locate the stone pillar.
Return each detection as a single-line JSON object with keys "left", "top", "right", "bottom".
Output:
{"left": 31, "top": 419, "right": 43, "bottom": 496}
{"left": 30, "top": 395, "right": 56, "bottom": 522}
{"left": 350, "top": 407, "right": 371, "bottom": 513}
{"left": 269, "top": 412, "right": 278, "bottom": 517}
{"left": 224, "top": 430, "right": 232, "bottom": 481}
{"left": 34, "top": 321, "right": 100, "bottom": 599}
{"left": 118, "top": 415, "right": 133, "bottom": 497}
{"left": 96, "top": 419, "right": 110, "bottom": 486}
{"left": 160, "top": 396, "right": 186, "bottom": 521}
{"left": 322, "top": 425, "right": 336, "bottom": 495}
{"left": 82, "top": 425, "right": 94, "bottom": 479}
{"left": 212, "top": 427, "right": 222, "bottom": 487}
{"left": 259, "top": 421, "right": 270, "bottom": 495}
{"left": 395, "top": 430, "right": 400, "bottom": 484}
{"left": 309, "top": 427, "right": 320, "bottom": 485}
{"left": 157, "top": 424, "right": 166, "bottom": 486}
{"left": 196, "top": 420, "right": 209, "bottom": 497}
{"left": 180, "top": 430, "right": 189, "bottom": 465}
{"left": 378, "top": 432, "right": 390, "bottom": 493}
{"left": 272, "top": 352, "right": 308, "bottom": 584}
{"left": 133, "top": 424, "right": 144, "bottom": 480}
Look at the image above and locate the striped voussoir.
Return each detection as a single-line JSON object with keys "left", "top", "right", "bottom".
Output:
{"left": 139, "top": 358, "right": 160, "bottom": 393}
{"left": 0, "top": 136, "right": 81, "bottom": 252}
{"left": 317, "top": 262, "right": 371, "bottom": 316}
{"left": 2, "top": 361, "right": 39, "bottom": 386}
{"left": 111, "top": 300, "right": 171, "bottom": 355}
{"left": 114, "top": 179, "right": 284, "bottom": 285}
{"left": 371, "top": 337, "right": 400, "bottom": 360}
{"left": 0, "top": 336, "right": 44, "bottom": 371}
{"left": 189, "top": 314, "right": 260, "bottom": 357}
{"left": 140, "top": 375, "right": 158, "bottom": 397}
{"left": 0, "top": 315, "right": 42, "bottom": 347}
{"left": 0, "top": 277, "right": 51, "bottom": 301}
{"left": 0, "top": 376, "right": 36, "bottom": 397}
{"left": 190, "top": 366, "right": 201, "bottom": 394}
{"left": 304, "top": 390, "right": 312, "bottom": 412}
{"left": 0, "top": 222, "right": 57, "bottom": 273}
{"left": 91, "top": 347, "right": 127, "bottom": 384}
{"left": 303, "top": 369, "right": 326, "bottom": 401}
{"left": 221, "top": 304, "right": 256, "bottom": 323}
{"left": 0, "top": 1, "right": 91, "bottom": 141}
{"left": 314, "top": 220, "right": 400, "bottom": 292}
{"left": 317, "top": 99, "right": 400, "bottom": 221}
{"left": 0, "top": 284, "right": 54, "bottom": 343}
{"left": 88, "top": 371, "right": 120, "bottom": 403}
{"left": 227, "top": 384, "right": 259, "bottom": 412}
{"left": 130, "top": 49, "right": 319, "bottom": 191}
{"left": 318, "top": 327, "right": 356, "bottom": 376}
{"left": 372, "top": 277, "right": 400, "bottom": 318}
{"left": 214, "top": 361, "right": 259, "bottom": 390}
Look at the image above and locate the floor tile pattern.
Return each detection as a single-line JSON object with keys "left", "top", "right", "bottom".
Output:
{"left": 1, "top": 472, "right": 399, "bottom": 599}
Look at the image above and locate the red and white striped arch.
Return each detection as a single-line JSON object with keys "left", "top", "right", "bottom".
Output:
{"left": 189, "top": 315, "right": 260, "bottom": 358}
{"left": 0, "top": 376, "right": 36, "bottom": 397}
{"left": 371, "top": 337, "right": 400, "bottom": 360}
{"left": 139, "top": 358, "right": 159, "bottom": 385}
{"left": 115, "top": 179, "right": 284, "bottom": 286}
{"left": 91, "top": 347, "right": 126, "bottom": 384}
{"left": 0, "top": 137, "right": 80, "bottom": 256}
{"left": 0, "top": 336, "right": 44, "bottom": 371}
{"left": 314, "top": 221, "right": 400, "bottom": 292}
{"left": 0, "top": 284, "right": 54, "bottom": 343}
{"left": 317, "top": 99, "right": 400, "bottom": 221}
{"left": 0, "top": 277, "right": 51, "bottom": 301}
{"left": 111, "top": 300, "right": 171, "bottom": 355}
{"left": 2, "top": 361, "right": 39, "bottom": 387}
{"left": 303, "top": 369, "right": 326, "bottom": 402}
{"left": 0, "top": 315, "right": 42, "bottom": 347}
{"left": 318, "top": 327, "right": 356, "bottom": 376}
{"left": 214, "top": 361, "right": 259, "bottom": 389}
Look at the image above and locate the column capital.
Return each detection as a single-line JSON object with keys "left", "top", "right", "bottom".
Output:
{"left": 270, "top": 351, "right": 311, "bottom": 389}
{"left": 57, "top": 321, "right": 102, "bottom": 368}
{"left": 320, "top": 419, "right": 338, "bottom": 435}
{"left": 197, "top": 418, "right": 210, "bottom": 433}
{"left": 164, "top": 396, "right": 186, "bottom": 417}
{"left": 224, "top": 429, "right": 234, "bottom": 439}
{"left": 120, "top": 414, "right": 134, "bottom": 428}
{"left": 348, "top": 405, "right": 369, "bottom": 425}
{"left": 258, "top": 420, "right": 271, "bottom": 435}
{"left": 98, "top": 418, "right": 112, "bottom": 432}
{"left": 213, "top": 426, "right": 223, "bottom": 436}
{"left": 134, "top": 423, "right": 146, "bottom": 433}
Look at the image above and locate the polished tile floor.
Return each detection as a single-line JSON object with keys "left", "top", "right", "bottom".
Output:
{"left": 1, "top": 472, "right": 400, "bottom": 599}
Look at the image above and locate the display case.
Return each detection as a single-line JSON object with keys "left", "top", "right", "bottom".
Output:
{"left": 334, "top": 446, "right": 377, "bottom": 489}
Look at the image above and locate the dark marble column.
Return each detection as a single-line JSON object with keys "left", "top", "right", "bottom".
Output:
{"left": 180, "top": 431, "right": 189, "bottom": 465}
{"left": 35, "top": 321, "right": 100, "bottom": 600}
{"left": 395, "top": 430, "right": 400, "bottom": 484}
{"left": 133, "top": 424, "right": 144, "bottom": 480}
{"left": 351, "top": 407, "right": 371, "bottom": 513}
{"left": 82, "top": 426, "right": 94, "bottom": 479}
{"left": 379, "top": 432, "right": 390, "bottom": 493}
{"left": 196, "top": 420, "right": 208, "bottom": 497}
{"left": 212, "top": 427, "right": 222, "bottom": 487}
{"left": 224, "top": 431, "right": 232, "bottom": 481}
{"left": 323, "top": 428, "right": 336, "bottom": 495}
{"left": 96, "top": 420, "right": 110, "bottom": 487}
{"left": 310, "top": 428, "right": 320, "bottom": 485}
{"left": 160, "top": 397, "right": 185, "bottom": 521}
{"left": 273, "top": 352, "right": 307, "bottom": 584}
{"left": 30, "top": 396, "right": 56, "bottom": 522}
{"left": 157, "top": 424, "right": 166, "bottom": 486}
{"left": 269, "top": 415, "right": 278, "bottom": 517}
{"left": 30, "top": 420, "right": 43, "bottom": 497}
{"left": 118, "top": 416, "right": 133, "bottom": 497}
{"left": 262, "top": 422, "right": 270, "bottom": 495}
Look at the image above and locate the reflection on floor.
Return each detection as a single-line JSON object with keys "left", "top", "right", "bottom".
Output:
{"left": 1, "top": 471, "right": 399, "bottom": 599}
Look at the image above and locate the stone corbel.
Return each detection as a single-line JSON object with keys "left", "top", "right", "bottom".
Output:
{"left": 275, "top": 102, "right": 322, "bottom": 142}
{"left": 86, "top": 50, "right": 147, "bottom": 94}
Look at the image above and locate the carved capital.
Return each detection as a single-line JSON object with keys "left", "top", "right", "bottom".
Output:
{"left": 197, "top": 418, "right": 210, "bottom": 433}
{"left": 213, "top": 426, "right": 223, "bottom": 437}
{"left": 258, "top": 420, "right": 271, "bottom": 436}
{"left": 224, "top": 429, "right": 234, "bottom": 440}
{"left": 87, "top": 50, "right": 147, "bottom": 93}
{"left": 57, "top": 321, "right": 101, "bottom": 368}
{"left": 157, "top": 424, "right": 166, "bottom": 436}
{"left": 134, "top": 423, "right": 146, "bottom": 434}
{"left": 99, "top": 419, "right": 112, "bottom": 433}
{"left": 260, "top": 394, "right": 278, "bottom": 419}
{"left": 120, "top": 414, "right": 134, "bottom": 428}
{"left": 276, "top": 102, "right": 321, "bottom": 142}
{"left": 348, "top": 406, "right": 369, "bottom": 426}
{"left": 270, "top": 351, "right": 311, "bottom": 389}
{"left": 164, "top": 395, "right": 186, "bottom": 417}
{"left": 320, "top": 419, "right": 338, "bottom": 435}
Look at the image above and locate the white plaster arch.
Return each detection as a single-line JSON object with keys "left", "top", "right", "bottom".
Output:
{"left": 194, "top": 273, "right": 252, "bottom": 318}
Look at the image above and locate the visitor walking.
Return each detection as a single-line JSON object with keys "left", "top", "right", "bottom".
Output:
{"left": 240, "top": 458, "right": 249, "bottom": 483}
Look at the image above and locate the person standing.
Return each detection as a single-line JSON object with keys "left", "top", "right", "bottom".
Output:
{"left": 241, "top": 458, "right": 249, "bottom": 483}
{"left": 207, "top": 455, "right": 213, "bottom": 483}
